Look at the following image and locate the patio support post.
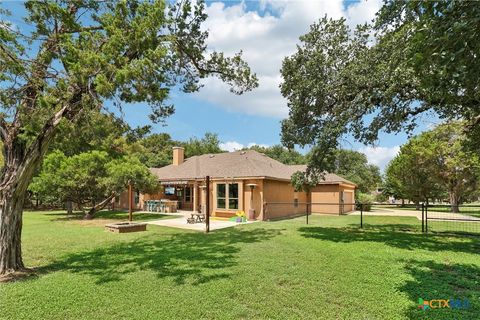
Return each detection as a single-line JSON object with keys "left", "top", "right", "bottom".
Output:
{"left": 205, "top": 176, "right": 210, "bottom": 233}
{"left": 128, "top": 180, "right": 133, "bottom": 222}
{"left": 193, "top": 181, "right": 198, "bottom": 212}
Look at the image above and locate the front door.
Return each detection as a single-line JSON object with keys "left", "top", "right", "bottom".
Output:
{"left": 177, "top": 186, "right": 193, "bottom": 210}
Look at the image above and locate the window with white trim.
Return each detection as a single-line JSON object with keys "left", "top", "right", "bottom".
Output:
{"left": 216, "top": 183, "right": 239, "bottom": 210}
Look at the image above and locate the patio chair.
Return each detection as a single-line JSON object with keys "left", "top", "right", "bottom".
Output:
{"left": 196, "top": 213, "right": 206, "bottom": 223}
{"left": 186, "top": 216, "right": 195, "bottom": 224}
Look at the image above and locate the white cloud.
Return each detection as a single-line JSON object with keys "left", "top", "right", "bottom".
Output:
{"left": 358, "top": 145, "right": 400, "bottom": 170}
{"left": 220, "top": 141, "right": 269, "bottom": 152}
{"left": 195, "top": 0, "right": 383, "bottom": 118}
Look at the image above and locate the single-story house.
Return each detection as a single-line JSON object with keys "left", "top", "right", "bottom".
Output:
{"left": 116, "top": 147, "right": 356, "bottom": 220}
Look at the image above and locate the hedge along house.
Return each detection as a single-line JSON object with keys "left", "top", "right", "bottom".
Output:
{"left": 118, "top": 147, "right": 356, "bottom": 220}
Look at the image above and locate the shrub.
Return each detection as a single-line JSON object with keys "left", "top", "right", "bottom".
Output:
{"left": 356, "top": 193, "right": 375, "bottom": 211}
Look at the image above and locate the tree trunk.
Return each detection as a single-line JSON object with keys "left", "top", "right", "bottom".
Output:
{"left": 449, "top": 191, "right": 460, "bottom": 213}
{"left": 0, "top": 144, "right": 44, "bottom": 275}
{"left": 0, "top": 115, "right": 63, "bottom": 275}
{"left": 66, "top": 201, "right": 73, "bottom": 215}
{"left": 0, "top": 185, "right": 27, "bottom": 275}
{"left": 83, "top": 193, "right": 116, "bottom": 220}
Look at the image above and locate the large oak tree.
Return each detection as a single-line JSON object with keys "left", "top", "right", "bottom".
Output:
{"left": 280, "top": 1, "right": 480, "bottom": 187}
{"left": 0, "top": 0, "right": 257, "bottom": 276}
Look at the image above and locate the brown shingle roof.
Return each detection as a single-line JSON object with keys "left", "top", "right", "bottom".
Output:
{"left": 150, "top": 150, "right": 356, "bottom": 186}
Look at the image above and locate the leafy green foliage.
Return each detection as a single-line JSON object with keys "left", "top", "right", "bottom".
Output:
{"left": 29, "top": 150, "right": 158, "bottom": 209}
{"left": 183, "top": 132, "right": 223, "bottom": 158}
{"left": 105, "top": 156, "right": 159, "bottom": 195}
{"left": 246, "top": 144, "right": 306, "bottom": 165}
{"left": 50, "top": 111, "right": 130, "bottom": 157}
{"left": 331, "top": 150, "right": 381, "bottom": 195}
{"left": 280, "top": 2, "right": 480, "bottom": 182}
{"left": 132, "top": 133, "right": 178, "bottom": 168}
{"left": 356, "top": 192, "right": 374, "bottom": 211}
{"left": 384, "top": 122, "right": 480, "bottom": 210}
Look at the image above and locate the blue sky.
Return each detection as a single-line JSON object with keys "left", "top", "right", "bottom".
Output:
{"left": 2, "top": 0, "right": 438, "bottom": 170}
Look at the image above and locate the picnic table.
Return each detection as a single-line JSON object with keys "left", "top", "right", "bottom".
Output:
{"left": 187, "top": 213, "right": 205, "bottom": 224}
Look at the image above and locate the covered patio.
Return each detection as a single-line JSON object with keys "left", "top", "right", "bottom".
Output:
{"left": 143, "top": 180, "right": 204, "bottom": 214}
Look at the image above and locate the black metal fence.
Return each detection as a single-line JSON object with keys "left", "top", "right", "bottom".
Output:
{"left": 263, "top": 202, "right": 480, "bottom": 235}
{"left": 424, "top": 204, "right": 480, "bottom": 235}
{"left": 263, "top": 202, "right": 357, "bottom": 224}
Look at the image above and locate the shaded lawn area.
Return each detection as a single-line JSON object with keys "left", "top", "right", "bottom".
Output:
{"left": 1, "top": 212, "right": 479, "bottom": 319}
{"left": 48, "top": 209, "right": 176, "bottom": 226}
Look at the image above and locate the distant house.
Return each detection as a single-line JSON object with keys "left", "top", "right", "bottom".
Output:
{"left": 117, "top": 147, "right": 356, "bottom": 220}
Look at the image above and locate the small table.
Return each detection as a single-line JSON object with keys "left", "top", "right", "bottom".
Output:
{"left": 191, "top": 213, "right": 205, "bottom": 223}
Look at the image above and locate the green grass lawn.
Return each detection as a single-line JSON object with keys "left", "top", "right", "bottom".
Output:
{"left": 372, "top": 204, "right": 480, "bottom": 218}
{"left": 1, "top": 211, "right": 479, "bottom": 319}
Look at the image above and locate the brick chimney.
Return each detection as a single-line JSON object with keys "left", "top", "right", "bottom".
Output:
{"left": 172, "top": 147, "right": 184, "bottom": 166}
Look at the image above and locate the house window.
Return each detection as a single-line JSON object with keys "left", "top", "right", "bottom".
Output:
{"left": 185, "top": 187, "right": 191, "bottom": 203}
{"left": 217, "top": 184, "right": 226, "bottom": 209}
{"left": 228, "top": 183, "right": 239, "bottom": 209}
{"left": 216, "top": 183, "right": 239, "bottom": 210}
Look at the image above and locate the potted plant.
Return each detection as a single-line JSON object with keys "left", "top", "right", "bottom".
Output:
{"left": 235, "top": 210, "right": 246, "bottom": 222}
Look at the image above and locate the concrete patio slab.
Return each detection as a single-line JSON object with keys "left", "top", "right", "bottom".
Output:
{"left": 144, "top": 215, "right": 257, "bottom": 231}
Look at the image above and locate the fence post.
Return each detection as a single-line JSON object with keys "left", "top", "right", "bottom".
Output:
{"left": 306, "top": 203, "right": 309, "bottom": 225}
{"left": 425, "top": 204, "right": 428, "bottom": 234}
{"left": 421, "top": 202, "right": 425, "bottom": 233}
{"left": 360, "top": 203, "right": 363, "bottom": 228}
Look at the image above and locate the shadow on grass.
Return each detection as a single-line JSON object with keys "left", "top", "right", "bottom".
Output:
{"left": 49, "top": 210, "right": 171, "bottom": 222}
{"left": 400, "top": 259, "right": 480, "bottom": 319}
{"left": 39, "top": 227, "right": 282, "bottom": 285}
{"left": 298, "top": 225, "right": 480, "bottom": 254}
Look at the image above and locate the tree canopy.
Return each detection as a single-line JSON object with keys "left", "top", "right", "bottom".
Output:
{"left": 0, "top": 0, "right": 257, "bottom": 275}
{"left": 280, "top": 1, "right": 480, "bottom": 184}
{"left": 246, "top": 144, "right": 307, "bottom": 165}
{"left": 29, "top": 150, "right": 159, "bottom": 217}
{"left": 384, "top": 122, "right": 480, "bottom": 212}
{"left": 332, "top": 150, "right": 381, "bottom": 195}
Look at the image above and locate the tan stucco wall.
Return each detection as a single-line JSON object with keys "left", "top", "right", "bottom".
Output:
{"left": 263, "top": 179, "right": 308, "bottom": 220}
{"left": 309, "top": 184, "right": 356, "bottom": 214}
{"left": 123, "top": 177, "right": 355, "bottom": 219}
{"left": 310, "top": 184, "right": 340, "bottom": 214}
